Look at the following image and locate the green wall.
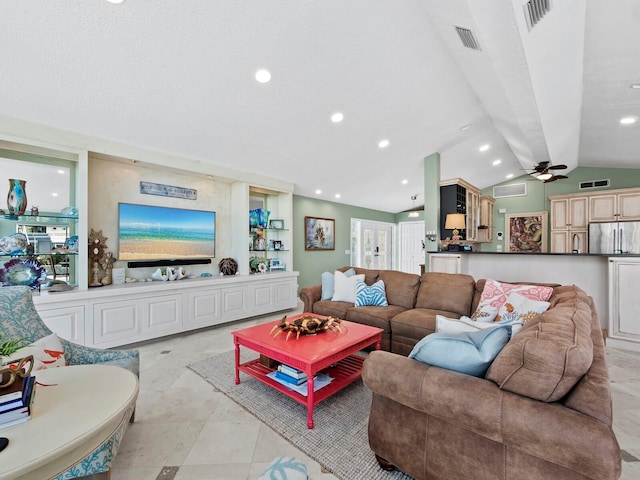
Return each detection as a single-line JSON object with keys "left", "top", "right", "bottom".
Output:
{"left": 480, "top": 166, "right": 640, "bottom": 251}
{"left": 293, "top": 195, "right": 396, "bottom": 289}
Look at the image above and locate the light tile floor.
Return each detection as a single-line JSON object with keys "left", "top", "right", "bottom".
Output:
{"left": 107, "top": 304, "right": 640, "bottom": 480}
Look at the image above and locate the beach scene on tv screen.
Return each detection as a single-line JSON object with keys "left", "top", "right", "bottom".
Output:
{"left": 118, "top": 203, "right": 215, "bottom": 260}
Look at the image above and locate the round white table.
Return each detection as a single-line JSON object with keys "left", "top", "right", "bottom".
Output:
{"left": 0, "top": 364, "right": 139, "bottom": 480}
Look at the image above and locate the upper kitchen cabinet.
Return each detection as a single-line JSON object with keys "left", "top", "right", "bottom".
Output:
{"left": 477, "top": 195, "right": 495, "bottom": 243}
{"left": 549, "top": 194, "right": 589, "bottom": 253}
{"left": 439, "top": 178, "right": 481, "bottom": 243}
{"left": 589, "top": 188, "right": 640, "bottom": 222}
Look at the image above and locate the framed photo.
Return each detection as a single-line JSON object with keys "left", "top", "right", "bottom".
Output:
{"left": 505, "top": 211, "right": 548, "bottom": 253}
{"left": 269, "top": 219, "right": 284, "bottom": 230}
{"left": 305, "top": 216, "right": 335, "bottom": 250}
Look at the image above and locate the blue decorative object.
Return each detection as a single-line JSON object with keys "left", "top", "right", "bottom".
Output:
{"left": 61, "top": 206, "right": 79, "bottom": 217}
{"left": 6, "top": 179, "right": 27, "bottom": 217}
{"left": 249, "top": 208, "right": 271, "bottom": 228}
{"left": 0, "top": 258, "right": 47, "bottom": 290}
{"left": 65, "top": 235, "right": 79, "bottom": 252}
{"left": 0, "top": 232, "right": 28, "bottom": 255}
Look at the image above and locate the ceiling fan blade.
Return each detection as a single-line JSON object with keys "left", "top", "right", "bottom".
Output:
{"left": 543, "top": 175, "right": 568, "bottom": 183}
{"left": 548, "top": 164, "right": 568, "bottom": 170}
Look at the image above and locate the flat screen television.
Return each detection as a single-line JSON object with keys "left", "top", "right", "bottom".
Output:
{"left": 118, "top": 203, "right": 215, "bottom": 261}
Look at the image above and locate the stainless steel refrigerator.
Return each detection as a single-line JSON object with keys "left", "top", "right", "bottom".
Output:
{"left": 588, "top": 221, "right": 640, "bottom": 254}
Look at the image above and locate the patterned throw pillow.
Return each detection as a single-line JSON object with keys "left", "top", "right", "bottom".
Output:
{"left": 355, "top": 279, "right": 389, "bottom": 307}
{"left": 497, "top": 292, "right": 550, "bottom": 324}
{"left": 471, "top": 279, "right": 553, "bottom": 321}
{"left": 5, "top": 333, "right": 66, "bottom": 370}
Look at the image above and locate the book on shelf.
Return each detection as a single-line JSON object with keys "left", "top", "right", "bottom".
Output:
{"left": 277, "top": 364, "right": 307, "bottom": 380}
{"left": 274, "top": 371, "right": 307, "bottom": 386}
{"left": 266, "top": 371, "right": 333, "bottom": 396}
{"left": 0, "top": 375, "right": 35, "bottom": 413}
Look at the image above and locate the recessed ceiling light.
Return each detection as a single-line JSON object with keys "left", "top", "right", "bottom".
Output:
{"left": 631, "top": 83, "right": 640, "bottom": 89}
{"left": 52, "top": 192, "right": 59, "bottom": 197}
{"left": 459, "top": 124, "right": 472, "bottom": 131}
{"left": 506, "top": 173, "right": 514, "bottom": 179}
{"left": 378, "top": 139, "right": 390, "bottom": 148}
{"left": 492, "top": 159, "right": 502, "bottom": 166}
{"left": 620, "top": 116, "right": 637, "bottom": 125}
{"left": 479, "top": 144, "right": 490, "bottom": 152}
{"left": 57, "top": 169, "right": 65, "bottom": 174}
{"left": 331, "top": 112, "right": 344, "bottom": 123}
{"left": 401, "top": 179, "right": 408, "bottom": 185}
{"left": 315, "top": 189, "right": 322, "bottom": 195}
{"left": 335, "top": 194, "right": 341, "bottom": 199}
{"left": 255, "top": 69, "right": 271, "bottom": 83}
{"left": 106, "top": 0, "right": 125, "bottom": 4}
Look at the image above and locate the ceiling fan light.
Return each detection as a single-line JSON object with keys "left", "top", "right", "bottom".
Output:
{"left": 538, "top": 172, "right": 553, "bottom": 181}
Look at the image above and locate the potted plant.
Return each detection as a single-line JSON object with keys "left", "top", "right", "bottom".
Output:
{"left": 0, "top": 333, "right": 26, "bottom": 364}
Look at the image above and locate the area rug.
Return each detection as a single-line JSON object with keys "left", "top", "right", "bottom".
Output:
{"left": 188, "top": 350, "right": 414, "bottom": 480}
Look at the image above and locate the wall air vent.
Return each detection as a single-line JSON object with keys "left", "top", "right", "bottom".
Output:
{"left": 579, "top": 179, "right": 610, "bottom": 190}
{"left": 524, "top": 0, "right": 552, "bottom": 31}
{"left": 454, "top": 26, "right": 481, "bottom": 51}
{"left": 493, "top": 183, "right": 527, "bottom": 199}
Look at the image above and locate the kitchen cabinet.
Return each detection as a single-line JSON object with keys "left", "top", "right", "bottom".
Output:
{"left": 439, "top": 178, "right": 481, "bottom": 243}
{"left": 478, "top": 195, "right": 495, "bottom": 243}
{"left": 428, "top": 253, "right": 465, "bottom": 274}
{"left": 589, "top": 189, "right": 640, "bottom": 222}
{"left": 549, "top": 195, "right": 589, "bottom": 253}
{"left": 607, "top": 257, "right": 640, "bottom": 352}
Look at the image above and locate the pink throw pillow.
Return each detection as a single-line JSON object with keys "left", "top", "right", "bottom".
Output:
{"left": 479, "top": 279, "right": 553, "bottom": 308}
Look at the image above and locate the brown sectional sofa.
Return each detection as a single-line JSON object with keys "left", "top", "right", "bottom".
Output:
{"left": 299, "top": 267, "right": 621, "bottom": 480}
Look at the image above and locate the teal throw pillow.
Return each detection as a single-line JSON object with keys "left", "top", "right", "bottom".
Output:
{"left": 258, "top": 456, "right": 308, "bottom": 480}
{"left": 355, "top": 279, "right": 389, "bottom": 307}
{"left": 321, "top": 268, "right": 355, "bottom": 300}
{"left": 408, "top": 327, "right": 509, "bottom": 377}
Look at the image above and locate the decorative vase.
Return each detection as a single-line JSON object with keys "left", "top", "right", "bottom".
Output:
{"left": 253, "top": 234, "right": 267, "bottom": 251}
{"left": 7, "top": 179, "right": 28, "bottom": 217}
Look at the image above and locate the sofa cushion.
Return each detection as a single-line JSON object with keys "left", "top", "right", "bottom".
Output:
{"left": 331, "top": 271, "right": 365, "bottom": 303}
{"left": 415, "top": 273, "right": 475, "bottom": 317}
{"left": 409, "top": 327, "right": 510, "bottom": 377}
{"left": 392, "top": 308, "right": 461, "bottom": 343}
{"left": 346, "top": 305, "right": 408, "bottom": 333}
{"left": 355, "top": 279, "right": 388, "bottom": 307}
{"left": 378, "top": 270, "right": 421, "bottom": 309}
{"left": 338, "top": 266, "right": 380, "bottom": 286}
{"left": 312, "top": 300, "right": 352, "bottom": 319}
{"left": 486, "top": 285, "right": 594, "bottom": 402}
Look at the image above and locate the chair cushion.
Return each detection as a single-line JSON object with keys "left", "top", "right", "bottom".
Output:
{"left": 6, "top": 333, "right": 66, "bottom": 370}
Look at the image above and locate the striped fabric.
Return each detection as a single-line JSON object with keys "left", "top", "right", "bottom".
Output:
{"left": 355, "top": 279, "right": 388, "bottom": 307}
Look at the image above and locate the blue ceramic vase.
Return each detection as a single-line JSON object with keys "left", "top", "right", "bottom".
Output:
{"left": 7, "top": 179, "right": 28, "bottom": 217}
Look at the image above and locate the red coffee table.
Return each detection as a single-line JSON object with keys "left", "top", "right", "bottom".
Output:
{"left": 232, "top": 313, "right": 383, "bottom": 428}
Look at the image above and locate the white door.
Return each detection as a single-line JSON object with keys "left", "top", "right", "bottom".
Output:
{"left": 399, "top": 221, "right": 425, "bottom": 274}
{"left": 351, "top": 219, "right": 395, "bottom": 270}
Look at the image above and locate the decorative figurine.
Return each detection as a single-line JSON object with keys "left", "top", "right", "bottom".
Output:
{"left": 6, "top": 179, "right": 28, "bottom": 217}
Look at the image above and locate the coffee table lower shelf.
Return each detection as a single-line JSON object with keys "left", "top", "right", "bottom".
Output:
{"left": 238, "top": 355, "right": 364, "bottom": 427}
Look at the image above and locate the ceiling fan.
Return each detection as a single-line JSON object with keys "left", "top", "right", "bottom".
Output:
{"left": 526, "top": 161, "right": 568, "bottom": 183}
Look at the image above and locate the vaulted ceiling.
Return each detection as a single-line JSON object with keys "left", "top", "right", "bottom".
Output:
{"left": 1, "top": 1, "right": 638, "bottom": 213}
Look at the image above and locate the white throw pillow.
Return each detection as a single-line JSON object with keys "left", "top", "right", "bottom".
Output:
{"left": 331, "top": 271, "right": 365, "bottom": 303}
{"left": 5, "top": 333, "right": 66, "bottom": 371}
{"left": 437, "top": 315, "right": 500, "bottom": 334}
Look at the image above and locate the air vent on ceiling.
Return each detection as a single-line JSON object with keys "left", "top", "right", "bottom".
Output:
{"left": 579, "top": 179, "right": 610, "bottom": 190}
{"left": 454, "top": 26, "right": 481, "bottom": 51}
{"left": 493, "top": 183, "right": 527, "bottom": 199}
{"left": 524, "top": 0, "right": 552, "bottom": 31}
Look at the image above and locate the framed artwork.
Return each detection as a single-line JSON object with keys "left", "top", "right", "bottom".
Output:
{"left": 505, "top": 211, "right": 548, "bottom": 253}
{"left": 269, "top": 219, "right": 284, "bottom": 230}
{"left": 305, "top": 216, "right": 335, "bottom": 250}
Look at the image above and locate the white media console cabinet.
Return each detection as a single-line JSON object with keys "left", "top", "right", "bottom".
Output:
{"left": 32, "top": 271, "right": 299, "bottom": 348}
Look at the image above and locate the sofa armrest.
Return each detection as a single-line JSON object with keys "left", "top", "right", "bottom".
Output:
{"left": 362, "top": 350, "right": 621, "bottom": 479}
{"left": 299, "top": 285, "right": 322, "bottom": 312}
{"left": 363, "top": 350, "right": 504, "bottom": 442}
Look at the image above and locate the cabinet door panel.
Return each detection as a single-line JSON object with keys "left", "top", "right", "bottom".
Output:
{"left": 618, "top": 192, "right": 640, "bottom": 221}
{"left": 222, "top": 286, "right": 248, "bottom": 320}
{"left": 145, "top": 294, "right": 182, "bottom": 334}
{"left": 93, "top": 301, "right": 140, "bottom": 345}
{"left": 38, "top": 305, "right": 86, "bottom": 345}
{"left": 550, "top": 231, "right": 569, "bottom": 253}
{"left": 589, "top": 195, "right": 617, "bottom": 222}
{"left": 610, "top": 260, "right": 640, "bottom": 340}
{"left": 550, "top": 199, "right": 569, "bottom": 230}
{"left": 187, "top": 289, "right": 221, "bottom": 328}
{"left": 569, "top": 197, "right": 589, "bottom": 229}
{"left": 252, "top": 284, "right": 274, "bottom": 309}
{"left": 273, "top": 280, "right": 297, "bottom": 310}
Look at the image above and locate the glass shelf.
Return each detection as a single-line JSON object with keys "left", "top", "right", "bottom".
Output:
{"left": 3, "top": 213, "right": 79, "bottom": 224}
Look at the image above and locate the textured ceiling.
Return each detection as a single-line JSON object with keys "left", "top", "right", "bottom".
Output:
{"left": 0, "top": 0, "right": 638, "bottom": 213}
